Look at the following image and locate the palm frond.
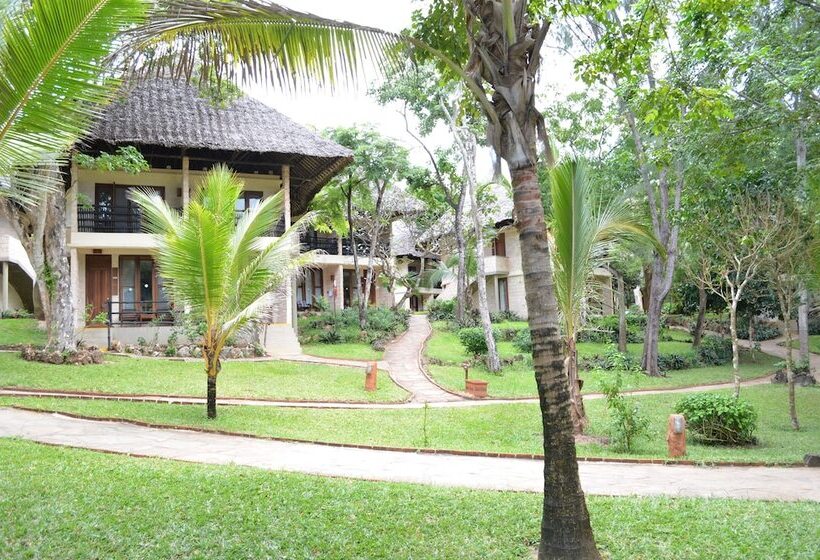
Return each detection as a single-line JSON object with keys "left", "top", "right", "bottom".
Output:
{"left": 0, "top": 0, "right": 147, "bottom": 203}
{"left": 125, "top": 0, "right": 401, "bottom": 92}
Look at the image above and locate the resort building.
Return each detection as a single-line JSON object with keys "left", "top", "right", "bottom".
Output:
{"left": 65, "top": 78, "right": 396, "bottom": 351}
{"left": 0, "top": 215, "right": 35, "bottom": 314}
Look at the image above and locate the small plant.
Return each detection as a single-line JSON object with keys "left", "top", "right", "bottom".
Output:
{"left": 603, "top": 345, "right": 642, "bottom": 372}
{"left": 427, "top": 299, "right": 455, "bottom": 322}
{"left": 657, "top": 351, "right": 697, "bottom": 371}
{"left": 136, "top": 336, "right": 147, "bottom": 348}
{"left": 313, "top": 295, "right": 329, "bottom": 312}
{"left": 512, "top": 328, "right": 532, "bottom": 353}
{"left": 458, "top": 327, "right": 492, "bottom": 356}
{"left": 600, "top": 371, "right": 649, "bottom": 452}
{"left": 675, "top": 393, "right": 758, "bottom": 445}
{"left": 695, "top": 335, "right": 733, "bottom": 366}
{"left": 317, "top": 328, "right": 342, "bottom": 344}
{"left": 1, "top": 309, "right": 34, "bottom": 319}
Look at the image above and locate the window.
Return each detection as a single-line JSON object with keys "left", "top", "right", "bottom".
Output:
{"left": 235, "top": 191, "right": 263, "bottom": 212}
{"left": 119, "top": 256, "right": 168, "bottom": 321}
{"left": 498, "top": 277, "right": 509, "bottom": 312}
{"left": 492, "top": 232, "right": 506, "bottom": 256}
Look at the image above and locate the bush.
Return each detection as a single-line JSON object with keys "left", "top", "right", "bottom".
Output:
{"left": 458, "top": 327, "right": 493, "bottom": 356}
{"left": 490, "top": 310, "right": 522, "bottom": 323}
{"left": 808, "top": 314, "right": 820, "bottom": 336}
{"left": 577, "top": 315, "right": 643, "bottom": 344}
{"left": 695, "top": 335, "right": 733, "bottom": 366}
{"left": 675, "top": 393, "right": 758, "bottom": 445}
{"left": 512, "top": 328, "right": 532, "bottom": 353}
{"left": 1, "top": 309, "right": 33, "bottom": 319}
{"left": 737, "top": 319, "right": 780, "bottom": 341}
{"left": 600, "top": 371, "right": 650, "bottom": 452}
{"left": 427, "top": 299, "right": 455, "bottom": 322}
{"left": 657, "top": 351, "right": 698, "bottom": 371}
{"left": 317, "top": 328, "right": 342, "bottom": 344}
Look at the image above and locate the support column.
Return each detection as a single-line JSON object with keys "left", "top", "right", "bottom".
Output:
{"left": 181, "top": 155, "right": 190, "bottom": 208}
{"left": 70, "top": 248, "right": 80, "bottom": 327}
{"left": 282, "top": 165, "right": 295, "bottom": 328}
{"left": 68, "top": 158, "right": 79, "bottom": 232}
{"left": 1, "top": 261, "right": 8, "bottom": 312}
{"left": 336, "top": 264, "right": 344, "bottom": 310}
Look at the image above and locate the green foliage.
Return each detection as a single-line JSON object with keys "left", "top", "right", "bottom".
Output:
{"left": 427, "top": 299, "right": 455, "bottom": 322}
{"left": 577, "top": 315, "right": 643, "bottom": 344}
{"left": 458, "top": 327, "right": 493, "bottom": 357}
{"left": 300, "top": 308, "right": 409, "bottom": 345}
{"left": 1, "top": 309, "right": 33, "bottom": 319}
{"left": 0, "top": 0, "right": 147, "bottom": 204}
{"left": 490, "top": 310, "right": 521, "bottom": 323}
{"left": 513, "top": 328, "right": 533, "bottom": 353}
{"left": 74, "top": 146, "right": 148, "bottom": 174}
{"left": 656, "top": 352, "right": 698, "bottom": 372}
{"left": 695, "top": 335, "right": 733, "bottom": 366}
{"left": 676, "top": 393, "right": 758, "bottom": 445}
{"left": 600, "top": 371, "right": 650, "bottom": 452}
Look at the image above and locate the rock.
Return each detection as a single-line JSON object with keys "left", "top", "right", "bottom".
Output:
{"left": 772, "top": 369, "right": 816, "bottom": 386}
{"left": 371, "top": 339, "right": 386, "bottom": 352}
{"left": 46, "top": 351, "right": 64, "bottom": 364}
{"left": 109, "top": 340, "right": 123, "bottom": 353}
{"left": 177, "top": 346, "right": 191, "bottom": 358}
{"left": 151, "top": 351, "right": 161, "bottom": 358}
{"left": 124, "top": 345, "right": 137, "bottom": 354}
{"left": 805, "top": 454, "right": 820, "bottom": 467}
{"left": 228, "top": 347, "right": 244, "bottom": 360}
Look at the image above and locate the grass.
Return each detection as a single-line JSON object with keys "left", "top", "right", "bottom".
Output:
{"left": 0, "top": 353, "right": 407, "bottom": 403}
{"left": 302, "top": 342, "right": 383, "bottom": 361}
{"left": 426, "top": 321, "right": 779, "bottom": 398}
{"left": 4, "top": 384, "right": 817, "bottom": 465}
{"left": 0, "top": 318, "right": 45, "bottom": 347}
{"left": 787, "top": 335, "right": 820, "bottom": 354}
{"left": 0, "top": 439, "right": 817, "bottom": 559}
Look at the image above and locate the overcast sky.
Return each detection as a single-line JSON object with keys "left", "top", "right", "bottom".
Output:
{"left": 247, "top": 0, "right": 582, "bottom": 178}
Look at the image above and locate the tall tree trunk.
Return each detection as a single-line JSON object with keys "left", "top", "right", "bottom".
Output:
{"left": 729, "top": 301, "right": 741, "bottom": 398}
{"left": 346, "top": 187, "right": 365, "bottom": 328}
{"left": 641, "top": 265, "right": 652, "bottom": 312}
{"left": 453, "top": 208, "right": 468, "bottom": 325}
{"left": 693, "top": 280, "right": 707, "bottom": 348}
{"left": 777, "top": 293, "right": 800, "bottom": 430}
{"left": 44, "top": 186, "right": 75, "bottom": 352}
{"left": 463, "top": 136, "right": 500, "bottom": 373}
{"left": 362, "top": 183, "right": 386, "bottom": 317}
{"left": 511, "top": 166, "right": 599, "bottom": 559}
{"left": 798, "top": 286, "right": 810, "bottom": 363}
{"left": 615, "top": 271, "right": 627, "bottom": 353}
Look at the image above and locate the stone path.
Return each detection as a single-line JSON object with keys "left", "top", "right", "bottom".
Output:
{"left": 1, "top": 408, "right": 816, "bottom": 501}
{"left": 382, "top": 315, "right": 461, "bottom": 403}
{"left": 738, "top": 336, "right": 819, "bottom": 373}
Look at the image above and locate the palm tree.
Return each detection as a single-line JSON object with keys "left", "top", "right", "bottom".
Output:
{"left": 131, "top": 165, "right": 313, "bottom": 418}
{"left": 550, "top": 157, "right": 664, "bottom": 434}
{"left": 0, "top": 0, "right": 147, "bottom": 201}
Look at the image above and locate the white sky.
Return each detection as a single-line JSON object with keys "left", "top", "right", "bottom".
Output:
{"left": 246, "top": 0, "right": 582, "bottom": 179}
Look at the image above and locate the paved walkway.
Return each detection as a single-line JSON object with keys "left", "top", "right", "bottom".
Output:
{"left": 383, "top": 315, "right": 461, "bottom": 403}
{"left": 1, "top": 408, "right": 816, "bottom": 501}
{"left": 738, "top": 336, "right": 819, "bottom": 373}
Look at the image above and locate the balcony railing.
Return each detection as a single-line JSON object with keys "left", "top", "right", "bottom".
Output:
{"left": 105, "top": 299, "right": 175, "bottom": 348}
{"left": 78, "top": 205, "right": 147, "bottom": 233}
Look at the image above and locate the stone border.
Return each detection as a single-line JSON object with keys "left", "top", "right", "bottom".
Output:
{"left": 6, "top": 404, "right": 805, "bottom": 469}
{"left": 0, "top": 385, "right": 412, "bottom": 406}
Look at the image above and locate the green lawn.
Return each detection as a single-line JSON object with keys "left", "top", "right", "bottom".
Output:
{"left": 302, "top": 342, "right": 383, "bottom": 361}
{"left": 0, "top": 318, "right": 45, "bottom": 347}
{"left": 0, "top": 353, "right": 407, "bottom": 403}
{"left": 426, "top": 321, "right": 779, "bottom": 398}
{"left": 0, "top": 440, "right": 816, "bottom": 559}
{"left": 5, "top": 384, "right": 816, "bottom": 465}
{"left": 787, "top": 335, "right": 820, "bottom": 354}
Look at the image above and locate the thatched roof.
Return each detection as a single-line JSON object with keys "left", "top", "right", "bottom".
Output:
{"left": 82, "top": 78, "right": 352, "bottom": 214}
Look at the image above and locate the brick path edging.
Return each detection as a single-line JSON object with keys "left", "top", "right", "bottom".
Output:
{"left": 7, "top": 405, "right": 804, "bottom": 469}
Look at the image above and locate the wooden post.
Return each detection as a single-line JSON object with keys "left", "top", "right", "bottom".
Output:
{"left": 181, "top": 155, "right": 190, "bottom": 208}
{"left": 365, "top": 362, "right": 378, "bottom": 392}
{"left": 1, "top": 261, "right": 8, "bottom": 312}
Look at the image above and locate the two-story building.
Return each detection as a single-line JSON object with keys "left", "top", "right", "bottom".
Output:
{"left": 66, "top": 78, "right": 394, "bottom": 352}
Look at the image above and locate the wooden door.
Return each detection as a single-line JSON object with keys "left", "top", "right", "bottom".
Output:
{"left": 85, "top": 255, "right": 112, "bottom": 322}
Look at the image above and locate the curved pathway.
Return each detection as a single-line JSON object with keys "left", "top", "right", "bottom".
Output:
{"left": 738, "top": 336, "right": 818, "bottom": 373}
{"left": 382, "top": 315, "right": 461, "bottom": 403}
{"left": 0, "top": 407, "right": 816, "bottom": 501}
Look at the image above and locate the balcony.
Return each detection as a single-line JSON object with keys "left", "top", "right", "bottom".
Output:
{"left": 78, "top": 205, "right": 148, "bottom": 233}
{"left": 484, "top": 255, "right": 510, "bottom": 275}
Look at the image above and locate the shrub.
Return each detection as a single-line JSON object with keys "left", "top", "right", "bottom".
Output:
{"left": 600, "top": 371, "right": 650, "bottom": 452}
{"left": 675, "top": 393, "right": 758, "bottom": 445}
{"left": 808, "top": 314, "right": 820, "bottom": 336}
{"left": 695, "top": 335, "right": 733, "bottom": 366}
{"left": 657, "top": 351, "right": 698, "bottom": 371}
{"left": 737, "top": 319, "right": 780, "bottom": 341}
{"left": 317, "top": 328, "right": 342, "bottom": 344}
{"left": 1, "top": 309, "right": 34, "bottom": 319}
{"left": 458, "top": 327, "right": 493, "bottom": 356}
{"left": 427, "top": 299, "right": 455, "bottom": 322}
{"left": 490, "top": 310, "right": 521, "bottom": 323}
{"left": 577, "top": 315, "right": 643, "bottom": 344}
{"left": 512, "top": 328, "right": 532, "bottom": 353}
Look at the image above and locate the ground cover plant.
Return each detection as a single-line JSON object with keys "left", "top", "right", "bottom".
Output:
{"left": 0, "top": 318, "right": 46, "bottom": 347}
{"left": 298, "top": 307, "right": 409, "bottom": 359}
{"left": 0, "top": 439, "right": 817, "bottom": 559}
{"left": 3, "top": 384, "right": 816, "bottom": 465}
{"left": 0, "top": 353, "right": 407, "bottom": 403}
